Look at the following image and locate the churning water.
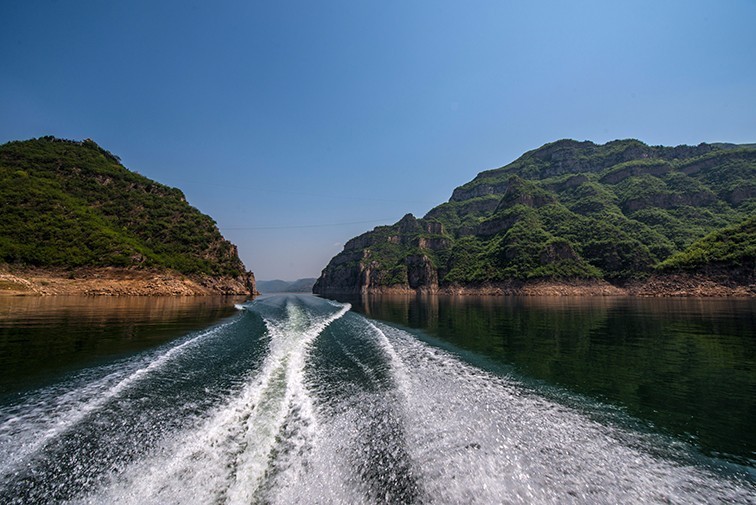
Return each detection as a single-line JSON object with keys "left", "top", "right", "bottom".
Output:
{"left": 0, "top": 294, "right": 753, "bottom": 504}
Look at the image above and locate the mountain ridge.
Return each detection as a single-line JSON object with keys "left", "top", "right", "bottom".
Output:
{"left": 257, "top": 278, "right": 317, "bottom": 293}
{"left": 314, "top": 138, "right": 755, "bottom": 296}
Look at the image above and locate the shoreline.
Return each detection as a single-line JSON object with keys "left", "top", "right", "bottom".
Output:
{"left": 315, "top": 273, "right": 755, "bottom": 298}
{"left": 0, "top": 267, "right": 256, "bottom": 296}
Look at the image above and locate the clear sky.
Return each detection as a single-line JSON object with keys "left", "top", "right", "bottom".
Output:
{"left": 2, "top": 1, "right": 755, "bottom": 280}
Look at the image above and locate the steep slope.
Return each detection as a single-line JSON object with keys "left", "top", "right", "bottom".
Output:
{"left": 0, "top": 136, "right": 255, "bottom": 295}
{"left": 659, "top": 216, "right": 755, "bottom": 275}
{"left": 314, "top": 139, "right": 755, "bottom": 295}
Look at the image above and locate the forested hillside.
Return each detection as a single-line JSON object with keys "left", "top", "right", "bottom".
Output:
{"left": 0, "top": 137, "right": 254, "bottom": 294}
{"left": 314, "top": 139, "right": 755, "bottom": 295}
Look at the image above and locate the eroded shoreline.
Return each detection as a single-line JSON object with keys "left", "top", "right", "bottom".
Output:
{"left": 315, "top": 274, "right": 755, "bottom": 298}
{"left": 0, "top": 267, "right": 256, "bottom": 296}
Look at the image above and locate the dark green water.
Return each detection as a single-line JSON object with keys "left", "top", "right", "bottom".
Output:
{"left": 0, "top": 296, "right": 245, "bottom": 398}
{"left": 338, "top": 294, "right": 756, "bottom": 467}
{"left": 0, "top": 294, "right": 753, "bottom": 504}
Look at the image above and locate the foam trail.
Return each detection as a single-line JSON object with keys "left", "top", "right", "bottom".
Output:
{"left": 0, "top": 318, "right": 238, "bottom": 478}
{"left": 3, "top": 296, "right": 752, "bottom": 505}
{"left": 370, "top": 322, "right": 754, "bottom": 504}
{"left": 224, "top": 301, "right": 330, "bottom": 503}
{"left": 366, "top": 320, "right": 411, "bottom": 398}
{"left": 269, "top": 314, "right": 424, "bottom": 505}
{"left": 82, "top": 299, "right": 350, "bottom": 505}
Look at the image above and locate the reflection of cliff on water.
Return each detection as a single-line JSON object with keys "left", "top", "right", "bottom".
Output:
{"left": 332, "top": 293, "right": 756, "bottom": 465}
{"left": 0, "top": 296, "right": 246, "bottom": 396}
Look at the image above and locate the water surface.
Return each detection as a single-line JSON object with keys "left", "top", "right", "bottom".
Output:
{"left": 0, "top": 294, "right": 752, "bottom": 504}
{"left": 341, "top": 294, "right": 756, "bottom": 467}
{"left": 0, "top": 295, "right": 245, "bottom": 397}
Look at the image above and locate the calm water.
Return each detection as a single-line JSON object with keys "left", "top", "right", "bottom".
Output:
{"left": 0, "top": 296, "right": 245, "bottom": 399}
{"left": 0, "top": 294, "right": 753, "bottom": 504}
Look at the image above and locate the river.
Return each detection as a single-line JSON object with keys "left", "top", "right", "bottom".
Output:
{"left": 0, "top": 294, "right": 753, "bottom": 504}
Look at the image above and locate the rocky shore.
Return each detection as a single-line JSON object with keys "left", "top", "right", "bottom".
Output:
{"left": 315, "top": 273, "right": 754, "bottom": 298}
{"left": 0, "top": 267, "right": 257, "bottom": 296}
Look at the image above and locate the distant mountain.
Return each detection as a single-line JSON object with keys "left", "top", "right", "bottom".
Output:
{"left": 257, "top": 280, "right": 292, "bottom": 293}
{"left": 257, "top": 278, "right": 317, "bottom": 293}
{"left": 0, "top": 136, "right": 255, "bottom": 294}
{"left": 314, "top": 139, "right": 755, "bottom": 296}
{"left": 288, "top": 278, "right": 318, "bottom": 292}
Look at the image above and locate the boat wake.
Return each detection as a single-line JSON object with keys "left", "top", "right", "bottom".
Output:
{"left": 0, "top": 295, "right": 752, "bottom": 504}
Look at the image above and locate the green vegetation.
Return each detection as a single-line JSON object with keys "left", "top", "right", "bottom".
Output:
{"left": 659, "top": 216, "right": 755, "bottom": 271}
{"left": 315, "top": 138, "right": 755, "bottom": 292}
{"left": 0, "top": 136, "right": 246, "bottom": 277}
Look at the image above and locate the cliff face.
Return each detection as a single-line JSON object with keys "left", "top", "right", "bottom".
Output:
{"left": 314, "top": 139, "right": 755, "bottom": 296}
{"left": 0, "top": 137, "right": 257, "bottom": 295}
{"left": 313, "top": 214, "right": 444, "bottom": 294}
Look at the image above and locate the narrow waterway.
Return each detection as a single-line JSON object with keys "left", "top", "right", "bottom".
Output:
{"left": 0, "top": 294, "right": 752, "bottom": 504}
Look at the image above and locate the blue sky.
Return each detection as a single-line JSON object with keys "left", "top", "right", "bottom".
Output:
{"left": 2, "top": 0, "right": 755, "bottom": 280}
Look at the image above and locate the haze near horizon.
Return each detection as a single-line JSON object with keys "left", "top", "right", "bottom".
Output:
{"left": 2, "top": 0, "right": 754, "bottom": 279}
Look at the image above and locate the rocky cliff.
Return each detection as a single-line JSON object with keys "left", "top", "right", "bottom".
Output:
{"left": 314, "top": 139, "right": 755, "bottom": 296}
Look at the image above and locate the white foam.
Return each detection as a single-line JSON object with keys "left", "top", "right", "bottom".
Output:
{"left": 0, "top": 319, "right": 238, "bottom": 479}
{"left": 8, "top": 298, "right": 752, "bottom": 504}
{"left": 79, "top": 300, "right": 351, "bottom": 505}
{"left": 370, "top": 322, "right": 754, "bottom": 504}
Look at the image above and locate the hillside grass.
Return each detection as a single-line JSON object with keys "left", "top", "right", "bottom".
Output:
{"left": 0, "top": 137, "right": 245, "bottom": 277}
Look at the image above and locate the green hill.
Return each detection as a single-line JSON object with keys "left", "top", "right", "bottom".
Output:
{"left": 314, "top": 139, "right": 755, "bottom": 294}
{"left": 0, "top": 136, "right": 253, "bottom": 290}
{"left": 659, "top": 216, "right": 755, "bottom": 273}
